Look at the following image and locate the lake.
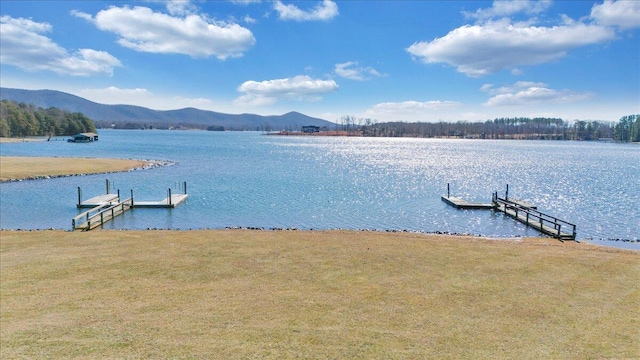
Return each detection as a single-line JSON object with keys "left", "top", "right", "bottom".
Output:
{"left": 1, "top": 130, "right": 638, "bottom": 249}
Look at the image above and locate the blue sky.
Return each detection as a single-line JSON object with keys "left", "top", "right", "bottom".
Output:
{"left": 1, "top": 0, "right": 639, "bottom": 123}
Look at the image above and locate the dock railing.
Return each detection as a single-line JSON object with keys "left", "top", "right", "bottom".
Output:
{"left": 493, "top": 195, "right": 576, "bottom": 240}
{"left": 72, "top": 197, "right": 133, "bottom": 231}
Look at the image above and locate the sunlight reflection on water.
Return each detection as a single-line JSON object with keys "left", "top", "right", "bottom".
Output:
{"left": 0, "top": 131, "right": 638, "bottom": 247}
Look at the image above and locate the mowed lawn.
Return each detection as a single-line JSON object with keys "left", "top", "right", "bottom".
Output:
{"left": 1, "top": 230, "right": 638, "bottom": 359}
{"left": 0, "top": 156, "right": 149, "bottom": 181}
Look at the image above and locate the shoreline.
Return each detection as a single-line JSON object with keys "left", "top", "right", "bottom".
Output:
{"left": 2, "top": 227, "right": 637, "bottom": 250}
{"left": 0, "top": 156, "right": 173, "bottom": 182}
{"left": 1, "top": 154, "right": 636, "bottom": 247}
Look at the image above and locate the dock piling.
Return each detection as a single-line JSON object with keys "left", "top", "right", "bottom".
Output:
{"left": 72, "top": 180, "right": 188, "bottom": 230}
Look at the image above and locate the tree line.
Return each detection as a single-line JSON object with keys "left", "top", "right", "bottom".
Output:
{"left": 613, "top": 114, "right": 640, "bottom": 142}
{"left": 338, "top": 115, "right": 640, "bottom": 142}
{"left": 0, "top": 100, "right": 97, "bottom": 138}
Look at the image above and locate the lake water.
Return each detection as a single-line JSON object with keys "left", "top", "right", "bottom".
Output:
{"left": 1, "top": 130, "right": 638, "bottom": 249}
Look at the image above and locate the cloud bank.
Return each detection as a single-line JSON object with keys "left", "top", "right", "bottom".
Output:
{"left": 235, "top": 75, "right": 338, "bottom": 106}
{"left": 481, "top": 81, "right": 592, "bottom": 107}
{"left": 407, "top": 19, "right": 615, "bottom": 77}
{"left": 406, "top": 0, "right": 637, "bottom": 77}
{"left": 590, "top": 0, "right": 640, "bottom": 29}
{"left": 73, "top": 5, "right": 255, "bottom": 59}
{"left": 0, "top": 15, "right": 121, "bottom": 76}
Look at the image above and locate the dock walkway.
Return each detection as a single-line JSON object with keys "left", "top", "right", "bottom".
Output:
{"left": 78, "top": 194, "right": 119, "bottom": 208}
{"left": 73, "top": 198, "right": 133, "bottom": 231}
{"left": 493, "top": 196, "right": 576, "bottom": 241}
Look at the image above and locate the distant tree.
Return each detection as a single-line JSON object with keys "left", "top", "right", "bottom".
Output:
{"left": 614, "top": 114, "right": 640, "bottom": 142}
{"left": 0, "top": 100, "right": 96, "bottom": 137}
{"left": 0, "top": 116, "right": 10, "bottom": 137}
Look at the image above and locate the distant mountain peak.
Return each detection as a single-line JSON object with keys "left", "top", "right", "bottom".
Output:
{"left": 0, "top": 87, "right": 334, "bottom": 130}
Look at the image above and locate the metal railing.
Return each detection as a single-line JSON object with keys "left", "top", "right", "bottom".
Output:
{"left": 72, "top": 198, "right": 132, "bottom": 231}
{"left": 493, "top": 196, "right": 576, "bottom": 240}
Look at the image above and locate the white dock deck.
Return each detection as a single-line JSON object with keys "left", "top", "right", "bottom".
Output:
{"left": 134, "top": 194, "right": 189, "bottom": 208}
{"left": 441, "top": 196, "right": 494, "bottom": 209}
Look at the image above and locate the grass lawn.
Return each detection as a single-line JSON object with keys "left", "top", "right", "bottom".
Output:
{"left": 1, "top": 230, "right": 638, "bottom": 359}
{"left": 0, "top": 157, "right": 150, "bottom": 182}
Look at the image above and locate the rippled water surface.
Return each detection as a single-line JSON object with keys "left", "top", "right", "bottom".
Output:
{"left": 1, "top": 130, "right": 638, "bottom": 248}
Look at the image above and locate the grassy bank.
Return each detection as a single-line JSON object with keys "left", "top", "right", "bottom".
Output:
{"left": 1, "top": 230, "right": 638, "bottom": 359}
{"left": 0, "top": 156, "right": 151, "bottom": 182}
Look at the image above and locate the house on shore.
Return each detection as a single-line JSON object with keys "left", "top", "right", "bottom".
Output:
{"left": 68, "top": 132, "right": 99, "bottom": 143}
{"left": 302, "top": 125, "right": 320, "bottom": 133}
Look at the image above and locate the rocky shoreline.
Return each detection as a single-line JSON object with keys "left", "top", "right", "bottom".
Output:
{"left": 0, "top": 159, "right": 174, "bottom": 183}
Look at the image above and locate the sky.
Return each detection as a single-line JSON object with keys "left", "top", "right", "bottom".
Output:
{"left": 1, "top": 0, "right": 639, "bottom": 123}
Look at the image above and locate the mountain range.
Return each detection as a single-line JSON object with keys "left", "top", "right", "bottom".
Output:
{"left": 0, "top": 87, "right": 334, "bottom": 130}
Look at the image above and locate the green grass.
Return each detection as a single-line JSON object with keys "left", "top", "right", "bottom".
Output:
{"left": 1, "top": 230, "right": 638, "bottom": 359}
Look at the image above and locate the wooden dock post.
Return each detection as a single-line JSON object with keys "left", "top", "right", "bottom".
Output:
{"left": 168, "top": 188, "right": 172, "bottom": 207}
{"left": 447, "top": 183, "right": 450, "bottom": 198}
{"left": 77, "top": 187, "right": 82, "bottom": 208}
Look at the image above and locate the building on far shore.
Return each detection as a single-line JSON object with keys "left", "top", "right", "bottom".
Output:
{"left": 68, "top": 132, "right": 99, "bottom": 143}
{"left": 302, "top": 126, "right": 320, "bottom": 133}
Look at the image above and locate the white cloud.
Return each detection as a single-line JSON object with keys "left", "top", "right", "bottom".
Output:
{"left": 73, "top": 6, "right": 255, "bottom": 59}
{"left": 407, "top": 19, "right": 615, "bottom": 77}
{"left": 481, "top": 81, "right": 592, "bottom": 106}
{"left": 165, "top": 0, "right": 198, "bottom": 16}
{"left": 334, "top": 61, "right": 384, "bottom": 81}
{"left": 274, "top": 0, "right": 338, "bottom": 21}
{"left": 369, "top": 100, "right": 462, "bottom": 112}
{"left": 79, "top": 87, "right": 153, "bottom": 105}
{"left": 0, "top": 15, "right": 121, "bottom": 76}
{"left": 363, "top": 100, "right": 463, "bottom": 122}
{"left": 481, "top": 81, "right": 547, "bottom": 95}
{"left": 77, "top": 86, "right": 218, "bottom": 110}
{"left": 235, "top": 75, "right": 338, "bottom": 106}
{"left": 591, "top": 0, "right": 640, "bottom": 29}
{"left": 463, "top": 0, "right": 553, "bottom": 20}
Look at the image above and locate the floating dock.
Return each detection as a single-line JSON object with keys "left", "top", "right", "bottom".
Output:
{"left": 441, "top": 183, "right": 493, "bottom": 209}
{"left": 441, "top": 196, "right": 493, "bottom": 209}
{"left": 441, "top": 183, "right": 576, "bottom": 241}
{"left": 133, "top": 193, "right": 188, "bottom": 208}
{"left": 73, "top": 181, "right": 188, "bottom": 231}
